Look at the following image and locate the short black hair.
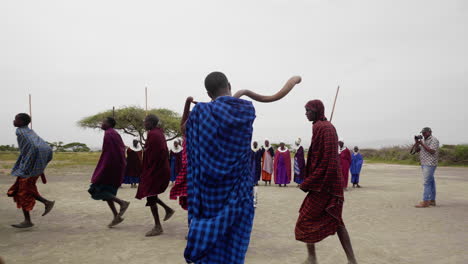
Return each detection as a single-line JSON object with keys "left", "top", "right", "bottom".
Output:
{"left": 16, "top": 113, "right": 31, "bottom": 126}
{"left": 105, "top": 117, "right": 116, "bottom": 128}
{"left": 145, "top": 114, "right": 159, "bottom": 127}
{"left": 204, "top": 71, "right": 229, "bottom": 95}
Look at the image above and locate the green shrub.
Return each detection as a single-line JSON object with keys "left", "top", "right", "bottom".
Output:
{"left": 361, "top": 144, "right": 468, "bottom": 166}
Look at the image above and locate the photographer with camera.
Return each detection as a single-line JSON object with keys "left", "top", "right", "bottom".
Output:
{"left": 410, "top": 127, "right": 440, "bottom": 208}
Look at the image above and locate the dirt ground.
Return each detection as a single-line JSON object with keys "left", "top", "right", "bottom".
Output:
{"left": 1, "top": 163, "right": 467, "bottom": 264}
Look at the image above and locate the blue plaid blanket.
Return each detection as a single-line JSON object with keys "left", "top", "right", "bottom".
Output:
{"left": 11, "top": 127, "right": 53, "bottom": 178}
{"left": 185, "top": 96, "right": 256, "bottom": 264}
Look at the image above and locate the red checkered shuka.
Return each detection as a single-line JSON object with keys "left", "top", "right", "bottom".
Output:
{"left": 169, "top": 139, "right": 188, "bottom": 210}
{"left": 7, "top": 175, "right": 41, "bottom": 212}
{"left": 295, "top": 116, "right": 345, "bottom": 243}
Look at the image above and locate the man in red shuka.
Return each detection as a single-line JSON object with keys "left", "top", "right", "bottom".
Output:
{"left": 136, "top": 114, "right": 175, "bottom": 237}
{"left": 295, "top": 99, "right": 358, "bottom": 264}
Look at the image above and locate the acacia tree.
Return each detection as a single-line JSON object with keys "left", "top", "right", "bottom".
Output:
{"left": 78, "top": 106, "right": 182, "bottom": 142}
{"left": 47, "top": 141, "right": 65, "bottom": 152}
{"left": 62, "top": 142, "right": 91, "bottom": 152}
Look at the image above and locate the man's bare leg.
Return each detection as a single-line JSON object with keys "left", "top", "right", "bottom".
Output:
{"left": 111, "top": 196, "right": 130, "bottom": 217}
{"left": 34, "top": 195, "right": 55, "bottom": 216}
{"left": 304, "top": 243, "right": 317, "bottom": 264}
{"left": 337, "top": 225, "right": 358, "bottom": 264}
{"left": 146, "top": 205, "right": 163, "bottom": 236}
{"left": 107, "top": 200, "right": 118, "bottom": 217}
{"left": 156, "top": 197, "right": 175, "bottom": 221}
{"left": 12, "top": 209, "right": 34, "bottom": 228}
{"left": 106, "top": 200, "right": 124, "bottom": 228}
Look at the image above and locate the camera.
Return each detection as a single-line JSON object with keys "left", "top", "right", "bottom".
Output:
{"left": 414, "top": 135, "right": 423, "bottom": 141}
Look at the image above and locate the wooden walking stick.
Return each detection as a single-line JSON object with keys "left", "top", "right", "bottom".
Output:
{"left": 330, "top": 85, "right": 340, "bottom": 122}
{"left": 145, "top": 86, "right": 148, "bottom": 116}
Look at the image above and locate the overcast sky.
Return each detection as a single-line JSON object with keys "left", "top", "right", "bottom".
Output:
{"left": 1, "top": 0, "right": 467, "bottom": 149}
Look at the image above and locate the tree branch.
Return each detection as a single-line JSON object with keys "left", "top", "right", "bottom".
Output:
{"left": 166, "top": 135, "right": 178, "bottom": 142}
{"left": 122, "top": 128, "right": 138, "bottom": 137}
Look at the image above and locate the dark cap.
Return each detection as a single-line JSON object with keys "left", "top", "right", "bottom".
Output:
{"left": 421, "top": 127, "right": 432, "bottom": 133}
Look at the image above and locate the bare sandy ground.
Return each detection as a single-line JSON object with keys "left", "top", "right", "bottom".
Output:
{"left": 1, "top": 163, "right": 467, "bottom": 264}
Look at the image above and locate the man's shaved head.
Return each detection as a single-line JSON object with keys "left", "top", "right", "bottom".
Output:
{"left": 14, "top": 113, "right": 31, "bottom": 127}
{"left": 205, "top": 71, "right": 230, "bottom": 98}
{"left": 144, "top": 114, "right": 159, "bottom": 131}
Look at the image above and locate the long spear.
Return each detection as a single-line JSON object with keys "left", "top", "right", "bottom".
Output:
{"left": 330, "top": 85, "right": 340, "bottom": 122}
{"left": 145, "top": 86, "right": 148, "bottom": 115}
{"left": 29, "top": 94, "right": 32, "bottom": 129}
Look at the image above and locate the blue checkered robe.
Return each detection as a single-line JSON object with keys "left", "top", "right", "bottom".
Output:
{"left": 11, "top": 127, "right": 53, "bottom": 178}
{"left": 185, "top": 96, "right": 256, "bottom": 264}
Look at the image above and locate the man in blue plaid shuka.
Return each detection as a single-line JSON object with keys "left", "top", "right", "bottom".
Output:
{"left": 185, "top": 72, "right": 256, "bottom": 264}
{"left": 8, "top": 113, "right": 55, "bottom": 229}
{"left": 12, "top": 126, "right": 53, "bottom": 179}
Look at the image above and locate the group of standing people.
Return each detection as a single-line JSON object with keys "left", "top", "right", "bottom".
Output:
{"left": 250, "top": 139, "right": 306, "bottom": 188}
{"left": 251, "top": 137, "right": 364, "bottom": 192}
{"left": 339, "top": 140, "right": 364, "bottom": 189}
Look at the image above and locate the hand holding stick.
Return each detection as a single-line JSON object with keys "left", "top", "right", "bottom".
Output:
{"left": 233, "top": 76, "right": 302, "bottom": 102}
{"left": 181, "top": 96, "right": 198, "bottom": 135}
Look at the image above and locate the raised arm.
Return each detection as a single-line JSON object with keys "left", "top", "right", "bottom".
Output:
{"left": 233, "top": 76, "right": 302, "bottom": 102}
{"left": 181, "top": 96, "right": 197, "bottom": 135}
{"left": 410, "top": 138, "right": 421, "bottom": 155}
{"left": 420, "top": 139, "right": 438, "bottom": 155}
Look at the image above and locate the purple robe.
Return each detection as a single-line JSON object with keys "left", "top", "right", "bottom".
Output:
{"left": 294, "top": 146, "right": 306, "bottom": 184}
{"left": 91, "top": 128, "right": 126, "bottom": 187}
{"left": 170, "top": 149, "right": 183, "bottom": 182}
{"left": 274, "top": 149, "right": 292, "bottom": 184}
{"left": 339, "top": 148, "right": 351, "bottom": 188}
{"left": 250, "top": 149, "right": 262, "bottom": 185}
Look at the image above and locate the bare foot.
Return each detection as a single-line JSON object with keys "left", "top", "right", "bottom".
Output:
{"left": 145, "top": 226, "right": 163, "bottom": 237}
{"left": 108, "top": 216, "right": 124, "bottom": 228}
{"left": 163, "top": 208, "right": 175, "bottom": 221}
{"left": 12, "top": 221, "right": 34, "bottom": 228}
{"left": 118, "top": 201, "right": 130, "bottom": 217}
{"left": 302, "top": 256, "right": 318, "bottom": 264}
{"left": 42, "top": 200, "right": 55, "bottom": 216}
